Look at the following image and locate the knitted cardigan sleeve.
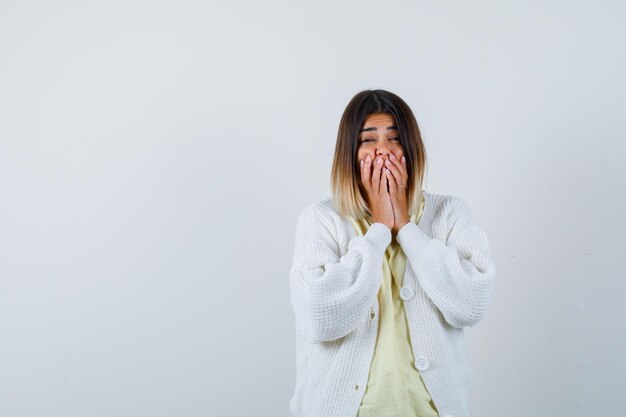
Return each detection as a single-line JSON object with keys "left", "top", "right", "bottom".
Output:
{"left": 396, "top": 196, "right": 496, "bottom": 328}
{"left": 289, "top": 202, "right": 391, "bottom": 344}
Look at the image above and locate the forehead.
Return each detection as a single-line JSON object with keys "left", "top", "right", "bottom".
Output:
{"left": 362, "top": 112, "right": 395, "bottom": 126}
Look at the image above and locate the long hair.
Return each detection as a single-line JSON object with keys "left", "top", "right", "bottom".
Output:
{"left": 330, "top": 89, "right": 427, "bottom": 220}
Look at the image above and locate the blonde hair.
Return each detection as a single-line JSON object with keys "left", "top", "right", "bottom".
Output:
{"left": 330, "top": 89, "right": 427, "bottom": 220}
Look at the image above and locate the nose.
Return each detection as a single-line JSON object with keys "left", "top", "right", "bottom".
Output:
{"left": 376, "top": 144, "right": 391, "bottom": 159}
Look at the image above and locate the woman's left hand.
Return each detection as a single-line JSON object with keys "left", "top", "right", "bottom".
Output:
{"left": 383, "top": 154, "right": 410, "bottom": 234}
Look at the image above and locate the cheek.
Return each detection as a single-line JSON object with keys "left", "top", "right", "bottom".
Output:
{"left": 357, "top": 149, "right": 369, "bottom": 160}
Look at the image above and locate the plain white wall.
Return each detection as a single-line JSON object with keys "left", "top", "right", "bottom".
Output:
{"left": 1, "top": 1, "right": 624, "bottom": 416}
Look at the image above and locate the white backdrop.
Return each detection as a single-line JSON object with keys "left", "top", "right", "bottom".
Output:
{"left": 1, "top": 1, "right": 624, "bottom": 416}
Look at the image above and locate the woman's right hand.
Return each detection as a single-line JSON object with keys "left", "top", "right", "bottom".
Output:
{"left": 360, "top": 155, "right": 394, "bottom": 230}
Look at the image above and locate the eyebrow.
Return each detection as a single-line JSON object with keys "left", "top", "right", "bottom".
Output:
{"left": 359, "top": 125, "right": 398, "bottom": 132}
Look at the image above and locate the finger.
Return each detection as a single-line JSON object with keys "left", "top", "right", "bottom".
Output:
{"left": 385, "top": 168, "right": 397, "bottom": 202}
{"left": 373, "top": 156, "right": 383, "bottom": 195}
{"left": 381, "top": 169, "right": 387, "bottom": 195}
{"left": 400, "top": 155, "right": 408, "bottom": 185}
{"left": 387, "top": 154, "right": 402, "bottom": 171}
{"left": 384, "top": 158, "right": 402, "bottom": 185}
{"left": 389, "top": 155, "right": 408, "bottom": 184}
{"left": 360, "top": 156, "right": 372, "bottom": 192}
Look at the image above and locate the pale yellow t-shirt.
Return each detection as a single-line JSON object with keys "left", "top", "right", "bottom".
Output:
{"left": 349, "top": 196, "right": 438, "bottom": 417}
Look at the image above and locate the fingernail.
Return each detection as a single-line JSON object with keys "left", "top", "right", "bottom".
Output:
{"left": 401, "top": 156, "right": 405, "bottom": 162}
{"left": 390, "top": 154, "right": 396, "bottom": 160}
{"left": 366, "top": 155, "right": 371, "bottom": 162}
{"left": 360, "top": 159, "right": 364, "bottom": 167}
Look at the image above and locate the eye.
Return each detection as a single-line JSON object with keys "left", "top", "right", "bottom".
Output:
{"left": 361, "top": 138, "right": 375, "bottom": 143}
{"left": 390, "top": 137, "right": 400, "bottom": 141}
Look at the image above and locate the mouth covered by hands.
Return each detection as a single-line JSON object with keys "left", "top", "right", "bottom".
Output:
{"left": 360, "top": 153, "right": 410, "bottom": 234}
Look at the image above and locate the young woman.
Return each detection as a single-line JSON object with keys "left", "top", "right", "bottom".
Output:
{"left": 288, "top": 89, "right": 496, "bottom": 417}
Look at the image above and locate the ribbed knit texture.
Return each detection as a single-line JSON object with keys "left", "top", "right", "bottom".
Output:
{"left": 288, "top": 190, "right": 496, "bottom": 417}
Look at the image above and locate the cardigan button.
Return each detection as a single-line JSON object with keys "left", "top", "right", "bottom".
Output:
{"left": 400, "top": 286, "right": 414, "bottom": 300}
{"left": 415, "top": 355, "right": 429, "bottom": 370}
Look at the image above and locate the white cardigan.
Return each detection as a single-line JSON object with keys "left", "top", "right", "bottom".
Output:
{"left": 288, "top": 190, "right": 496, "bottom": 417}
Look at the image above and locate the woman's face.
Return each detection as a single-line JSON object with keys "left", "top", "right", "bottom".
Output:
{"left": 356, "top": 112, "right": 404, "bottom": 166}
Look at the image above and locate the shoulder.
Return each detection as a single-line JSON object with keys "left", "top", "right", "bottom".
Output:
{"left": 296, "top": 197, "right": 334, "bottom": 219}
{"left": 421, "top": 190, "right": 472, "bottom": 217}
{"left": 424, "top": 190, "right": 479, "bottom": 240}
{"left": 295, "top": 197, "right": 339, "bottom": 234}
